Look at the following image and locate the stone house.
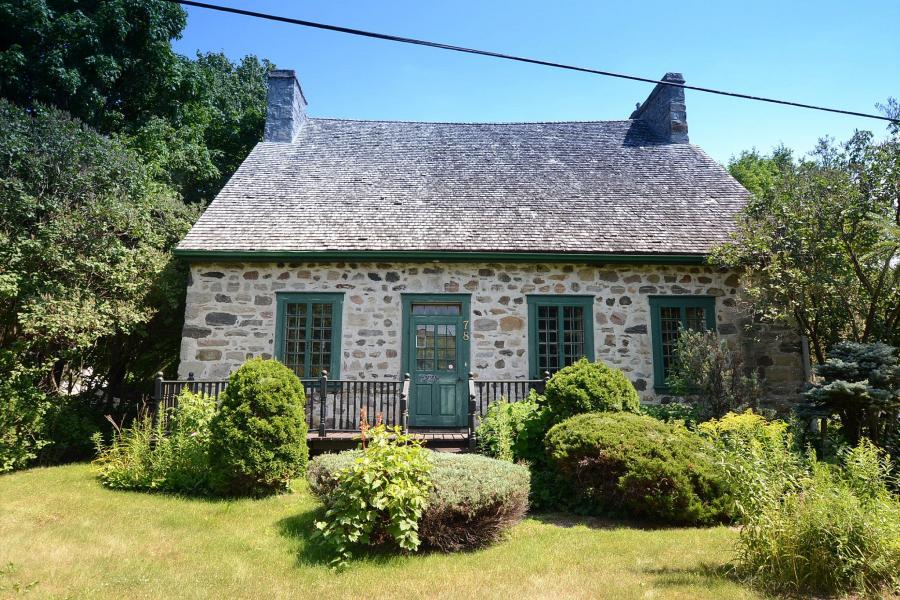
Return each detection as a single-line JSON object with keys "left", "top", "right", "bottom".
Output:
{"left": 174, "top": 68, "right": 806, "bottom": 428}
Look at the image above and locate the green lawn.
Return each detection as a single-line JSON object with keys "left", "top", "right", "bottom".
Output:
{"left": 0, "top": 464, "right": 764, "bottom": 600}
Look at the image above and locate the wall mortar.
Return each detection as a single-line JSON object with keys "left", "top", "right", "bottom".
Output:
{"left": 179, "top": 261, "right": 805, "bottom": 407}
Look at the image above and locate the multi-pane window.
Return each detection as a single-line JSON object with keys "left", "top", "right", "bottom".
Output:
{"left": 415, "top": 323, "right": 457, "bottom": 371}
{"left": 649, "top": 296, "right": 716, "bottom": 390}
{"left": 275, "top": 293, "right": 343, "bottom": 379}
{"left": 527, "top": 296, "right": 595, "bottom": 378}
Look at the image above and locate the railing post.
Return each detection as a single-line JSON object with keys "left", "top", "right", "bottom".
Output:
{"left": 318, "top": 370, "right": 328, "bottom": 437}
{"left": 153, "top": 371, "right": 164, "bottom": 418}
{"left": 467, "top": 372, "right": 477, "bottom": 451}
{"left": 537, "top": 370, "right": 551, "bottom": 394}
{"left": 399, "top": 373, "right": 410, "bottom": 434}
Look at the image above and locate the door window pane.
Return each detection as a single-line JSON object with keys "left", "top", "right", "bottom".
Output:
{"left": 685, "top": 306, "right": 707, "bottom": 332}
{"left": 416, "top": 324, "right": 435, "bottom": 371}
{"left": 435, "top": 324, "right": 457, "bottom": 370}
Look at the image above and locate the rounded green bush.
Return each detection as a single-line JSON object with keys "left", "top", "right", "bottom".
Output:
{"left": 209, "top": 358, "right": 308, "bottom": 496}
{"left": 543, "top": 358, "right": 640, "bottom": 422}
{"left": 309, "top": 450, "right": 530, "bottom": 552}
{"left": 544, "top": 412, "right": 732, "bottom": 524}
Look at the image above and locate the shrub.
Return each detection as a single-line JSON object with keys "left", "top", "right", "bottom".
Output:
{"left": 208, "top": 358, "right": 308, "bottom": 496}
{"left": 698, "top": 410, "right": 804, "bottom": 516}
{"left": 728, "top": 439, "right": 900, "bottom": 596}
{"left": 309, "top": 444, "right": 530, "bottom": 558}
{"left": 640, "top": 401, "right": 699, "bottom": 427}
{"left": 544, "top": 412, "right": 732, "bottom": 524}
{"left": 163, "top": 390, "right": 217, "bottom": 493}
{"left": 312, "top": 426, "right": 432, "bottom": 568}
{"left": 803, "top": 342, "right": 900, "bottom": 451}
{"left": 93, "top": 412, "right": 161, "bottom": 490}
{"left": 476, "top": 392, "right": 547, "bottom": 462}
{"left": 474, "top": 393, "right": 564, "bottom": 510}
{"left": 0, "top": 349, "right": 48, "bottom": 473}
{"left": 420, "top": 453, "right": 529, "bottom": 552}
{"left": 542, "top": 358, "right": 640, "bottom": 423}
{"left": 93, "top": 389, "right": 216, "bottom": 493}
{"left": 667, "top": 328, "right": 761, "bottom": 420}
{"left": 38, "top": 395, "right": 104, "bottom": 465}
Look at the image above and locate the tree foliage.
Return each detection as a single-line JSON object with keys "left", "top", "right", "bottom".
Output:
{"left": 0, "top": 99, "right": 197, "bottom": 398}
{"left": 713, "top": 113, "right": 900, "bottom": 362}
{"left": 804, "top": 342, "right": 900, "bottom": 449}
{"left": 0, "top": 0, "right": 272, "bottom": 204}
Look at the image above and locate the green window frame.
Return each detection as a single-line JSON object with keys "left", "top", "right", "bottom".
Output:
{"left": 527, "top": 295, "right": 595, "bottom": 378}
{"left": 274, "top": 292, "right": 343, "bottom": 379}
{"left": 649, "top": 296, "right": 716, "bottom": 391}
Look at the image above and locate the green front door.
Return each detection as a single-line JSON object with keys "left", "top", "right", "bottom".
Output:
{"left": 403, "top": 295, "right": 470, "bottom": 428}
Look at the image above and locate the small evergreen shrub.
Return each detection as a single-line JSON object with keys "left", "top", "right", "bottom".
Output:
{"left": 420, "top": 453, "right": 529, "bottom": 552}
{"left": 312, "top": 426, "right": 432, "bottom": 568}
{"left": 93, "top": 389, "right": 216, "bottom": 493}
{"left": 542, "top": 358, "right": 640, "bottom": 423}
{"left": 208, "top": 358, "right": 308, "bottom": 496}
{"left": 309, "top": 443, "right": 530, "bottom": 559}
{"left": 727, "top": 439, "right": 900, "bottom": 597}
{"left": 544, "top": 412, "right": 732, "bottom": 524}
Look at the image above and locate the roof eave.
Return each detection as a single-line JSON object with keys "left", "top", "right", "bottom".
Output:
{"left": 172, "top": 249, "right": 710, "bottom": 265}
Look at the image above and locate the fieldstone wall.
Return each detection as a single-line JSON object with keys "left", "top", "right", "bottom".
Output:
{"left": 179, "top": 261, "right": 806, "bottom": 406}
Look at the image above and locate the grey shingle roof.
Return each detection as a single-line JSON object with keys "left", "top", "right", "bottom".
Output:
{"left": 177, "top": 118, "right": 749, "bottom": 256}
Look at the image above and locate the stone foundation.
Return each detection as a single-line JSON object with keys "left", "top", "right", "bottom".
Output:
{"left": 178, "top": 261, "right": 806, "bottom": 406}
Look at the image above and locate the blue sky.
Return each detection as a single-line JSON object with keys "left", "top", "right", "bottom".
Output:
{"left": 173, "top": 0, "right": 899, "bottom": 163}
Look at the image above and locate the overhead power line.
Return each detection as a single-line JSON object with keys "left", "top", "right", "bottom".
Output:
{"left": 168, "top": 0, "right": 898, "bottom": 124}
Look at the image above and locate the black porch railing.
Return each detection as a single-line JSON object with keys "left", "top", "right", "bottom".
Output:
{"left": 154, "top": 371, "right": 409, "bottom": 434}
{"left": 153, "top": 371, "right": 546, "bottom": 446}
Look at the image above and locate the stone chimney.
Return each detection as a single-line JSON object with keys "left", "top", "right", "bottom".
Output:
{"left": 263, "top": 69, "right": 307, "bottom": 143}
{"left": 629, "top": 72, "right": 688, "bottom": 143}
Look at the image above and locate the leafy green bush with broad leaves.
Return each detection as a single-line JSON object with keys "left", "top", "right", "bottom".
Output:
{"left": 309, "top": 438, "right": 529, "bottom": 563}
{"left": 311, "top": 426, "right": 432, "bottom": 568}
{"left": 476, "top": 392, "right": 549, "bottom": 462}
{"left": 640, "top": 401, "right": 700, "bottom": 427}
{"left": 545, "top": 412, "right": 732, "bottom": 524}
{"left": 724, "top": 438, "right": 900, "bottom": 597}
{"left": 542, "top": 358, "right": 640, "bottom": 423}
{"left": 0, "top": 349, "right": 48, "bottom": 473}
{"left": 208, "top": 358, "right": 308, "bottom": 496}
{"left": 474, "top": 393, "right": 569, "bottom": 510}
{"left": 93, "top": 389, "right": 216, "bottom": 493}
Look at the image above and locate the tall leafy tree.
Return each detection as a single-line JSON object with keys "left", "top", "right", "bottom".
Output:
{"left": 714, "top": 109, "right": 900, "bottom": 363}
{"left": 0, "top": 1, "right": 272, "bottom": 204}
{"left": 0, "top": 0, "right": 187, "bottom": 131}
{"left": 0, "top": 99, "right": 198, "bottom": 395}
{"left": 129, "top": 52, "right": 272, "bottom": 203}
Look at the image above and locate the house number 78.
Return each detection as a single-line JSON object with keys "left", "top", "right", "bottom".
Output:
{"left": 462, "top": 320, "right": 469, "bottom": 340}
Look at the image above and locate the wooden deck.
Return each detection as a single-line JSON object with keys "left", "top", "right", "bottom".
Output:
{"left": 307, "top": 429, "right": 470, "bottom": 453}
